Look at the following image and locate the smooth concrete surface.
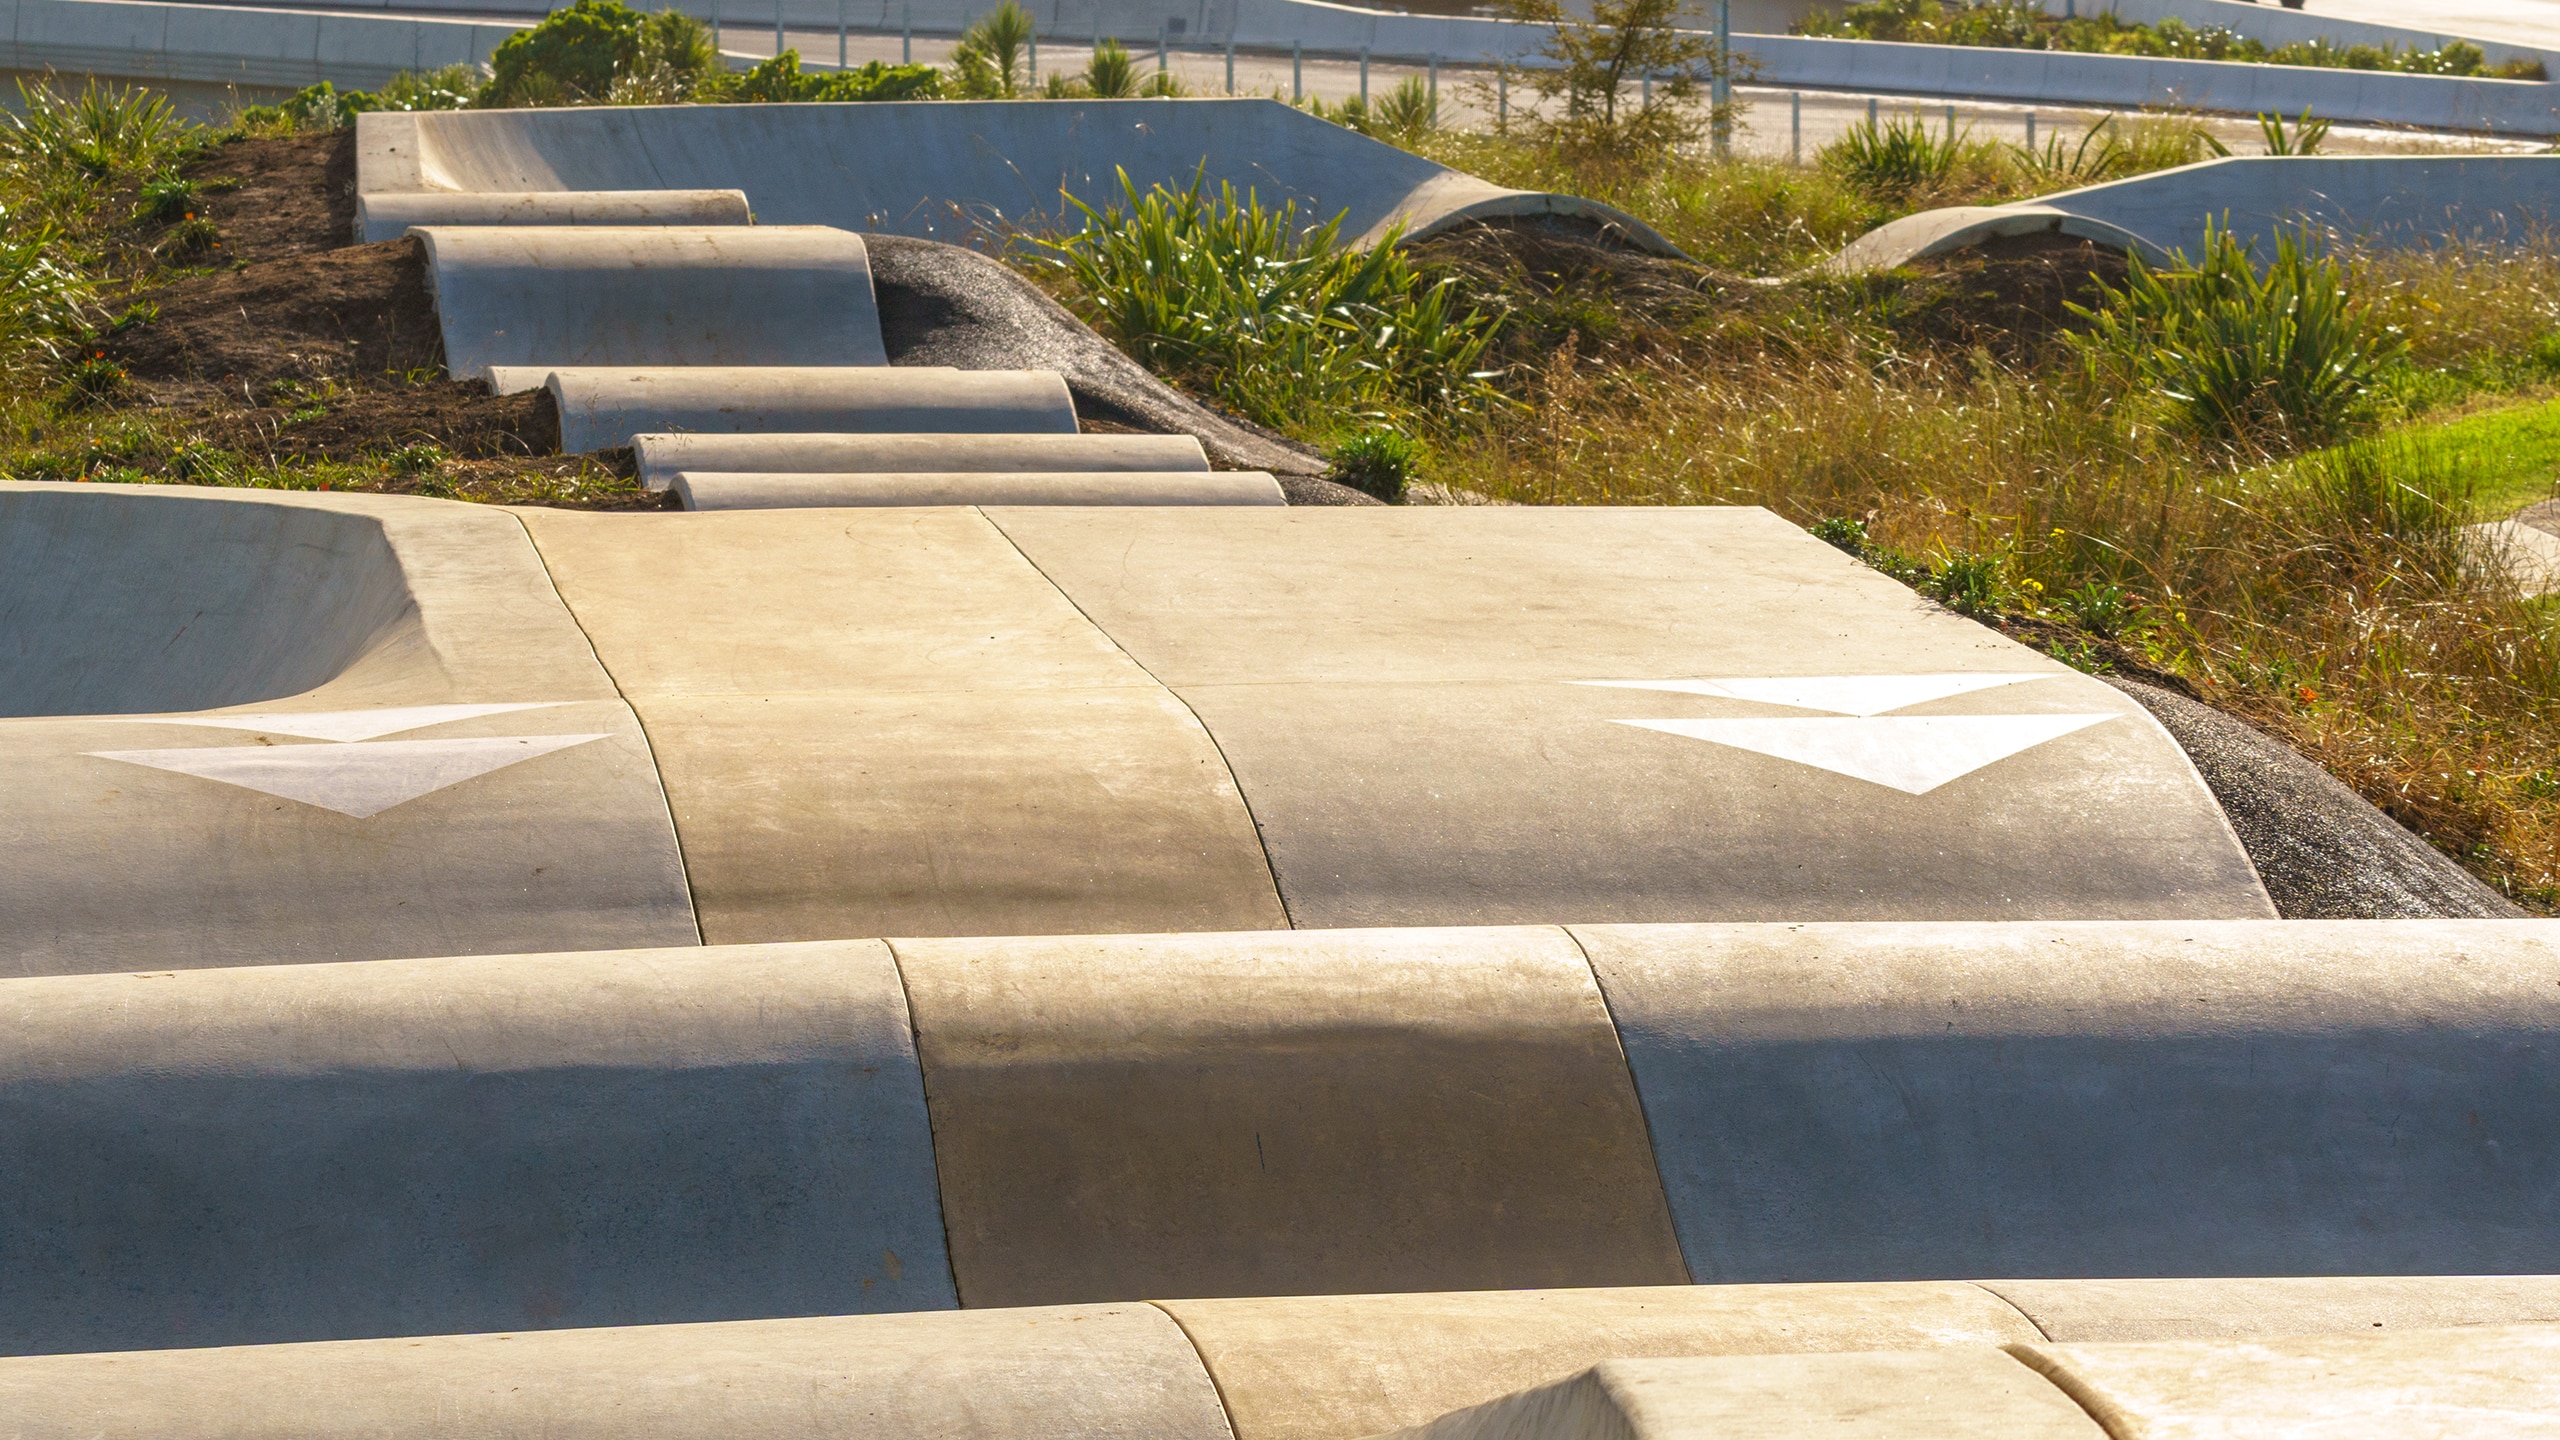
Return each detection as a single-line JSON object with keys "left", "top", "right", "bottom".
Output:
{"left": 1375, "top": 1351, "right": 2106, "bottom": 1440}
{"left": 360, "top": 101, "right": 1682, "bottom": 254}
{"left": 537, "top": 365, "right": 1078, "bottom": 454}
{"left": 416, "top": 226, "right": 889, "bottom": 381}
{"left": 0, "top": 1305, "right": 1233, "bottom": 1440}
{"left": 0, "top": 941, "right": 954, "bottom": 1354}
{"left": 512, "top": 506, "right": 1285, "bottom": 942}
{"left": 1838, "top": 155, "right": 2560, "bottom": 271}
{"left": 358, "top": 188, "right": 749, "bottom": 244}
{"left": 631, "top": 430, "right": 1209, "bottom": 490}
{"left": 1160, "top": 1284, "right": 2043, "bottom": 1440}
{"left": 671, "top": 469, "right": 1286, "bottom": 509}
{"left": 2470, "top": 517, "right": 2560, "bottom": 596}
{"left": 0, "top": 482, "right": 695, "bottom": 974}
{"left": 1986, "top": 1275, "right": 2560, "bottom": 1344}
{"left": 990, "top": 506, "right": 2273, "bottom": 925}
{"left": 1575, "top": 920, "right": 2560, "bottom": 1283}
{"left": 894, "top": 925, "right": 1689, "bottom": 1307}
{"left": 2013, "top": 1323, "right": 2560, "bottom": 1437}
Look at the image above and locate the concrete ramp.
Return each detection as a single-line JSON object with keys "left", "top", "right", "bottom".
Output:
{"left": 671, "top": 470, "right": 1287, "bottom": 509}
{"left": 417, "top": 225, "right": 889, "bottom": 379}
{"left": 1831, "top": 155, "right": 2560, "bottom": 271}
{"left": 0, "top": 482, "right": 696, "bottom": 975}
{"left": 631, "top": 430, "right": 1209, "bottom": 490}
{"left": 358, "top": 100, "right": 1683, "bottom": 254}
{"left": 2, "top": 919, "right": 2559, "bottom": 1352}
{"left": 533, "top": 365, "right": 1079, "bottom": 453}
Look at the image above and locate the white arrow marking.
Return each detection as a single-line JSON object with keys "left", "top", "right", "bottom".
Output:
{"left": 126, "top": 703, "right": 568, "bottom": 743}
{"left": 90, "top": 734, "right": 611, "bottom": 818}
{"left": 1616, "top": 714, "right": 2117, "bottom": 795}
{"left": 1578, "top": 674, "right": 2054, "bottom": 716}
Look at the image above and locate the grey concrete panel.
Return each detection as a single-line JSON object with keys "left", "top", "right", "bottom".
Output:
{"left": 360, "top": 101, "right": 1681, "bottom": 254}
{"left": 0, "top": 941, "right": 952, "bottom": 1353}
{"left": 1987, "top": 1276, "right": 2560, "bottom": 1344}
{"left": 1836, "top": 156, "right": 2560, "bottom": 273}
{"left": 513, "top": 507, "right": 1285, "bottom": 940}
{"left": 539, "top": 365, "right": 1077, "bottom": 454}
{"left": 358, "top": 187, "right": 749, "bottom": 243}
{"left": 0, "top": 1305, "right": 1231, "bottom": 1440}
{"left": 989, "top": 507, "right": 2271, "bottom": 925}
{"left": 896, "top": 926, "right": 1688, "bottom": 1307}
{"left": 0, "top": 483, "right": 696, "bottom": 973}
{"left": 2014, "top": 1324, "right": 2560, "bottom": 1437}
{"left": 415, "top": 225, "right": 888, "bottom": 380}
{"left": 1161, "top": 1284, "right": 2042, "bottom": 1440}
{"left": 672, "top": 470, "right": 1285, "bottom": 508}
{"left": 632, "top": 430, "right": 1208, "bottom": 490}
{"left": 1575, "top": 919, "right": 2560, "bottom": 1283}
{"left": 1377, "top": 1351, "right": 2104, "bottom": 1440}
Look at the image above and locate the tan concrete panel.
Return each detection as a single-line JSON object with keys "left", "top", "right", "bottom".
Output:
{"left": 2014, "top": 1323, "right": 2560, "bottom": 1438}
{"left": 1156, "top": 1284, "right": 2043, "bottom": 1440}
{"left": 896, "top": 927, "right": 1688, "bottom": 1308}
{"left": 0, "top": 1305, "right": 1234, "bottom": 1440}
{"left": 647, "top": 692, "right": 1286, "bottom": 941}
{"left": 1986, "top": 1275, "right": 2560, "bottom": 1344}
{"left": 513, "top": 508, "right": 1282, "bottom": 939}
{"left": 1380, "top": 1351, "right": 2104, "bottom": 1440}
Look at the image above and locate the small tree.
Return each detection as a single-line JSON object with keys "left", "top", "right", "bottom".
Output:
{"left": 1500, "top": 0, "right": 1730, "bottom": 159}
{"left": 952, "top": 0, "right": 1036, "bottom": 98}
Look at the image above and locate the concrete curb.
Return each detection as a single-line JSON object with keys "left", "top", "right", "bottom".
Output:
{"left": 670, "top": 468, "right": 1286, "bottom": 507}
{"left": 631, "top": 430, "right": 1210, "bottom": 489}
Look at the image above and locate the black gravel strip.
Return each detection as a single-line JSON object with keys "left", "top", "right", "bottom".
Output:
{"left": 2108, "top": 677, "right": 2523, "bottom": 919}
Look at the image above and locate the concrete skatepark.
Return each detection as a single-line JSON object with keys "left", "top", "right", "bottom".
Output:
{"left": 6, "top": 91, "right": 2560, "bottom": 1436}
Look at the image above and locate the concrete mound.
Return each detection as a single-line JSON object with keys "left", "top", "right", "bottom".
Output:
{"left": 531, "top": 365, "right": 1079, "bottom": 453}
{"left": 1, "top": 920, "right": 2556, "bottom": 1353}
{"left": 630, "top": 430, "right": 1211, "bottom": 490}
{"left": 417, "top": 224, "right": 889, "bottom": 378}
{"left": 0, "top": 483, "right": 697, "bottom": 973}
{"left": 1828, "top": 155, "right": 2560, "bottom": 272}
{"left": 671, "top": 470, "right": 1287, "bottom": 509}
{"left": 357, "top": 100, "right": 1682, "bottom": 255}
{"left": 9, "top": 1277, "right": 2560, "bottom": 1439}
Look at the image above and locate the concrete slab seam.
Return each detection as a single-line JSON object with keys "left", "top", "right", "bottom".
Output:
{"left": 1968, "top": 1282, "right": 2060, "bottom": 1344}
{"left": 2003, "top": 1342, "right": 2141, "bottom": 1440}
{"left": 1558, "top": 923, "right": 1697, "bottom": 1287}
{"left": 504, "top": 505, "right": 705, "bottom": 946}
{"left": 1144, "top": 1301, "right": 1250, "bottom": 1440}
{"left": 977, "top": 507, "right": 1291, "bottom": 926}
{"left": 872, "top": 935, "right": 972, "bottom": 1315}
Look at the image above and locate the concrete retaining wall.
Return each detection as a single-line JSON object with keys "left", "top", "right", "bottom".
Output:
{"left": 1834, "top": 155, "right": 2560, "bottom": 270}
{"left": 0, "top": 0, "right": 521, "bottom": 94}
{"left": 1, "top": 920, "right": 2556, "bottom": 1352}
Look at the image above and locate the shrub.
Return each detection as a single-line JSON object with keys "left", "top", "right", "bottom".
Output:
{"left": 57, "top": 354, "right": 125, "bottom": 409}
{"left": 951, "top": 1, "right": 1034, "bottom": 98}
{"left": 2069, "top": 220, "right": 2405, "bottom": 449}
{"left": 2054, "top": 580, "right": 2151, "bottom": 639}
{"left": 155, "top": 215, "right": 222, "bottom": 261}
{"left": 1498, "top": 0, "right": 1722, "bottom": 159}
{"left": 1083, "top": 39, "right": 1142, "bottom": 97}
{"left": 135, "top": 172, "right": 195, "bottom": 224}
{"left": 2, "top": 80, "right": 194, "bottom": 179}
{"left": 1329, "top": 429, "right": 1421, "bottom": 501}
{"left": 2257, "top": 109, "right": 2331, "bottom": 157}
{"left": 484, "top": 0, "right": 648, "bottom": 106}
{"left": 729, "top": 52, "right": 943, "bottom": 103}
{"left": 1036, "top": 171, "right": 1503, "bottom": 432}
{"left": 1819, "top": 114, "right": 1985, "bottom": 202}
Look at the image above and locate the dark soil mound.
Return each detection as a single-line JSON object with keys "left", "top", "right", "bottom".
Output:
{"left": 105, "top": 236, "right": 444, "bottom": 390}
{"left": 179, "top": 128, "right": 356, "bottom": 263}
{"left": 1887, "top": 231, "right": 2132, "bottom": 356}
